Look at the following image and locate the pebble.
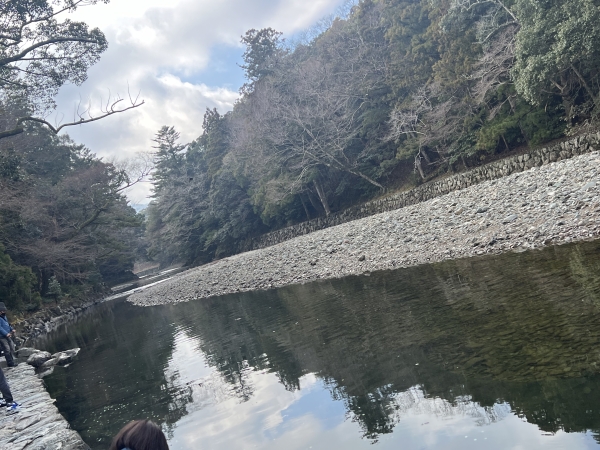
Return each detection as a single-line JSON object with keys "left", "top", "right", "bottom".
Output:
{"left": 129, "top": 151, "right": 600, "bottom": 307}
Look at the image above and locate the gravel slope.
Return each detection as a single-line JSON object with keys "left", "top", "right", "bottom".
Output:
{"left": 130, "top": 151, "right": 600, "bottom": 306}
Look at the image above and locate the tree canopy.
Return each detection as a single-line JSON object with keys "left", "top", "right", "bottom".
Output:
{"left": 0, "top": 112, "right": 145, "bottom": 309}
{"left": 0, "top": 0, "right": 143, "bottom": 141}
{"left": 148, "top": 0, "right": 598, "bottom": 266}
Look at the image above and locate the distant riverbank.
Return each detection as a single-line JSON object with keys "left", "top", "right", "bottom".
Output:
{"left": 129, "top": 150, "right": 600, "bottom": 306}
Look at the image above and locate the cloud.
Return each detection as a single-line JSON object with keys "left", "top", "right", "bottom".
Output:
{"left": 52, "top": 0, "right": 348, "bottom": 203}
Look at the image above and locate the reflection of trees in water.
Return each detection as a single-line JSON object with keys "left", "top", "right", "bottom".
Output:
{"left": 42, "top": 301, "right": 193, "bottom": 448}
{"left": 343, "top": 384, "right": 511, "bottom": 440}
{"left": 170, "top": 240, "right": 600, "bottom": 440}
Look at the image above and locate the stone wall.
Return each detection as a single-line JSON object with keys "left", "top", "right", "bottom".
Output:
{"left": 238, "top": 132, "right": 600, "bottom": 252}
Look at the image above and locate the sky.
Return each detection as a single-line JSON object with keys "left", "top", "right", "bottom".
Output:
{"left": 52, "top": 0, "right": 350, "bottom": 204}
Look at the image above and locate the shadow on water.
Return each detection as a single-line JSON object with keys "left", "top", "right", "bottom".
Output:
{"left": 38, "top": 240, "right": 600, "bottom": 449}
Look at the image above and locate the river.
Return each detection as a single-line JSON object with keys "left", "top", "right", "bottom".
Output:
{"left": 36, "top": 240, "right": 600, "bottom": 449}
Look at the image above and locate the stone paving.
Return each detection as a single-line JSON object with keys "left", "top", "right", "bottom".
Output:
{"left": 0, "top": 364, "right": 89, "bottom": 450}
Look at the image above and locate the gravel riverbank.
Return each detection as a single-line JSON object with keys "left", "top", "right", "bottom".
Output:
{"left": 129, "top": 151, "right": 600, "bottom": 307}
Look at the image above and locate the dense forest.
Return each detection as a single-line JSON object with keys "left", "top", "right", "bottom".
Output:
{"left": 2, "top": 0, "right": 600, "bottom": 309}
{"left": 147, "top": 0, "right": 600, "bottom": 266}
{"left": 0, "top": 0, "right": 145, "bottom": 310}
{"left": 0, "top": 112, "right": 145, "bottom": 310}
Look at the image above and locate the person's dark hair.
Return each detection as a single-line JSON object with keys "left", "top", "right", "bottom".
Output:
{"left": 108, "top": 419, "right": 169, "bottom": 450}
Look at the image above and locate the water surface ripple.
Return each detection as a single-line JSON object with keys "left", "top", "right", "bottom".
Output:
{"left": 39, "top": 240, "right": 600, "bottom": 449}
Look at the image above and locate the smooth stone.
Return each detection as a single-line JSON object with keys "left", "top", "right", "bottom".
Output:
{"left": 26, "top": 351, "right": 52, "bottom": 368}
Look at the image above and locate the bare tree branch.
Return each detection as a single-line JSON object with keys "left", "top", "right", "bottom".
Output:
{"left": 1, "top": 96, "right": 144, "bottom": 141}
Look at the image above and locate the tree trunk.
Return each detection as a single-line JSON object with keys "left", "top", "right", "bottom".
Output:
{"left": 0, "top": 126, "right": 24, "bottom": 140}
{"left": 307, "top": 190, "right": 323, "bottom": 214}
{"left": 571, "top": 64, "right": 600, "bottom": 111}
{"left": 415, "top": 154, "right": 426, "bottom": 180}
{"left": 300, "top": 194, "right": 311, "bottom": 221}
{"left": 501, "top": 134, "right": 510, "bottom": 152}
{"left": 313, "top": 179, "right": 331, "bottom": 216}
{"left": 561, "top": 97, "right": 574, "bottom": 127}
{"left": 507, "top": 95, "right": 530, "bottom": 146}
{"left": 39, "top": 270, "right": 50, "bottom": 296}
{"left": 348, "top": 169, "right": 385, "bottom": 190}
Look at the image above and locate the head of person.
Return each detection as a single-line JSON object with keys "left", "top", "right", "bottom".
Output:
{"left": 0, "top": 302, "right": 7, "bottom": 315}
{"left": 109, "top": 419, "right": 169, "bottom": 450}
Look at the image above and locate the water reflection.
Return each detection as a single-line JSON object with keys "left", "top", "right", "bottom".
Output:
{"left": 39, "top": 240, "right": 600, "bottom": 449}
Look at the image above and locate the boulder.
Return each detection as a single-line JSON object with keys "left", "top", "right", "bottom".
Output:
{"left": 51, "top": 348, "right": 80, "bottom": 366}
{"left": 27, "top": 351, "right": 52, "bottom": 367}
{"left": 41, "top": 357, "right": 59, "bottom": 368}
{"left": 16, "top": 347, "right": 37, "bottom": 358}
{"left": 38, "top": 366, "right": 55, "bottom": 378}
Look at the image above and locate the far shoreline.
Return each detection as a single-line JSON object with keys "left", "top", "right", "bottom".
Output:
{"left": 129, "top": 150, "right": 600, "bottom": 307}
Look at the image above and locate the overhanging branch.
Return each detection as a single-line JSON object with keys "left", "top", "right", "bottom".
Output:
{"left": 0, "top": 96, "right": 144, "bottom": 141}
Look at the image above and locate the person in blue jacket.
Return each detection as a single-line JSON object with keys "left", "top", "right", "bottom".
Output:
{"left": 0, "top": 302, "right": 17, "bottom": 367}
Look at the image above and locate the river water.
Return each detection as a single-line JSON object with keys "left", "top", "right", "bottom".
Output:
{"left": 37, "top": 240, "right": 600, "bottom": 449}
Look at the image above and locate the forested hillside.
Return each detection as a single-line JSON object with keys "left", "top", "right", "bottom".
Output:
{"left": 148, "top": 0, "right": 600, "bottom": 266}
{"left": 3, "top": 0, "right": 600, "bottom": 308}
{"left": 0, "top": 0, "right": 146, "bottom": 310}
{"left": 0, "top": 113, "right": 145, "bottom": 310}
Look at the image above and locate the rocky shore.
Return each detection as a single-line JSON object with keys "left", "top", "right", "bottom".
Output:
{"left": 129, "top": 150, "right": 600, "bottom": 307}
{"left": 14, "top": 299, "right": 105, "bottom": 345}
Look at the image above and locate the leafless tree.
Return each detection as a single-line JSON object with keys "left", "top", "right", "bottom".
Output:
{"left": 385, "top": 82, "right": 476, "bottom": 178}
{"left": 469, "top": 26, "right": 518, "bottom": 108}
{"left": 449, "top": 0, "right": 519, "bottom": 42}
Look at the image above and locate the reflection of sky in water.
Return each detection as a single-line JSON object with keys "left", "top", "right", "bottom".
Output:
{"left": 39, "top": 241, "right": 600, "bottom": 449}
{"left": 164, "top": 331, "right": 598, "bottom": 450}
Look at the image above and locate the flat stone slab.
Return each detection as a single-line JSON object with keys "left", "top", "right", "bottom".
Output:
{"left": 0, "top": 365, "right": 89, "bottom": 449}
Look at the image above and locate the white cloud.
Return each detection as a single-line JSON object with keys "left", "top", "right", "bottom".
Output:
{"left": 51, "top": 0, "right": 348, "bottom": 203}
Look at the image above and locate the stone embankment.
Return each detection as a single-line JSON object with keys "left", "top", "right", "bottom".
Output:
{"left": 240, "top": 133, "right": 600, "bottom": 252}
{"left": 14, "top": 298, "right": 106, "bottom": 345}
{"left": 130, "top": 148, "right": 600, "bottom": 307}
{"left": 0, "top": 365, "right": 89, "bottom": 449}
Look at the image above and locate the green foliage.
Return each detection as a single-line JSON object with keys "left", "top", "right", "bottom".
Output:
{"left": 152, "top": 126, "right": 186, "bottom": 195}
{"left": 241, "top": 28, "right": 286, "bottom": 87}
{"left": 47, "top": 276, "right": 62, "bottom": 299}
{"left": 513, "top": 0, "right": 600, "bottom": 112}
{"left": 0, "top": 112, "right": 143, "bottom": 301}
{"left": 0, "top": 244, "right": 39, "bottom": 311}
{"left": 148, "top": 0, "right": 600, "bottom": 266}
{"left": 0, "top": 0, "right": 145, "bottom": 307}
{"left": 147, "top": 113, "right": 266, "bottom": 266}
{"left": 0, "top": 148, "right": 20, "bottom": 181}
{"left": 0, "top": 0, "right": 109, "bottom": 116}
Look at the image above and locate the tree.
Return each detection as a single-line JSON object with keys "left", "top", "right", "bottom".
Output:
{"left": 512, "top": 0, "right": 600, "bottom": 120}
{"left": 385, "top": 82, "right": 478, "bottom": 178}
{"left": 240, "top": 28, "right": 286, "bottom": 85}
{"left": 0, "top": 244, "right": 39, "bottom": 310}
{"left": 0, "top": 0, "right": 143, "bottom": 140}
{"left": 151, "top": 126, "right": 187, "bottom": 195}
{"left": 47, "top": 275, "right": 62, "bottom": 299}
{"left": 146, "top": 0, "right": 599, "bottom": 264}
{"left": 234, "top": 19, "right": 390, "bottom": 217}
{"left": 0, "top": 120, "right": 145, "bottom": 294}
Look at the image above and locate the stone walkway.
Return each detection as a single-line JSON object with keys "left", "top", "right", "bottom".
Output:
{"left": 0, "top": 365, "right": 89, "bottom": 450}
